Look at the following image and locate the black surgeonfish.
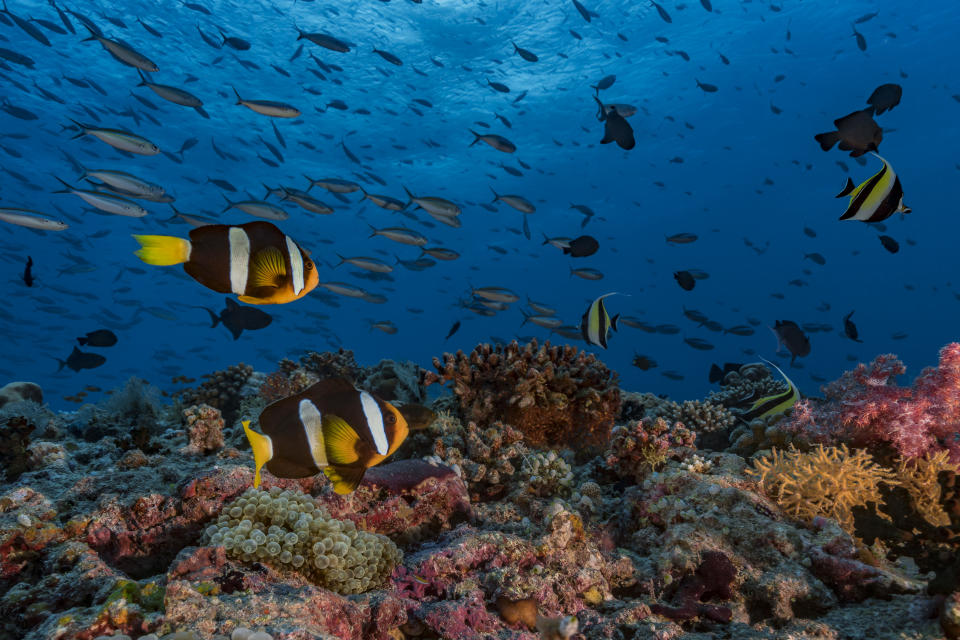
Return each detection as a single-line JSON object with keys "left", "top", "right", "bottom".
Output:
{"left": 133, "top": 221, "right": 319, "bottom": 304}
{"left": 563, "top": 235, "right": 599, "bottom": 257}
{"left": 56, "top": 346, "right": 106, "bottom": 372}
{"left": 242, "top": 377, "right": 409, "bottom": 494}
{"left": 770, "top": 320, "right": 810, "bottom": 364}
{"left": 843, "top": 311, "right": 862, "bottom": 343}
{"left": 836, "top": 154, "right": 910, "bottom": 223}
{"left": 594, "top": 96, "right": 635, "bottom": 150}
{"left": 200, "top": 298, "right": 273, "bottom": 340}
{"left": 674, "top": 270, "right": 695, "bottom": 291}
{"left": 814, "top": 108, "right": 882, "bottom": 157}
{"left": 77, "top": 329, "right": 117, "bottom": 347}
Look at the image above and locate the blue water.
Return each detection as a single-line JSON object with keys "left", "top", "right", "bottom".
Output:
{"left": 1, "top": 0, "right": 956, "bottom": 410}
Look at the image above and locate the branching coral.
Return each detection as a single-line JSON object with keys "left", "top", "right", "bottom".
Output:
{"left": 179, "top": 364, "right": 253, "bottom": 426}
{"left": 431, "top": 420, "right": 529, "bottom": 501}
{"left": 748, "top": 445, "right": 897, "bottom": 533}
{"left": 424, "top": 339, "right": 620, "bottom": 450}
{"left": 783, "top": 345, "right": 960, "bottom": 463}
{"left": 897, "top": 451, "right": 960, "bottom": 528}
{"left": 520, "top": 451, "right": 575, "bottom": 497}
{"left": 204, "top": 487, "right": 400, "bottom": 595}
{"left": 605, "top": 418, "right": 696, "bottom": 484}
{"left": 650, "top": 399, "right": 735, "bottom": 434}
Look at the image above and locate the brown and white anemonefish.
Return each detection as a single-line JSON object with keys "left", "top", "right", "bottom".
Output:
{"left": 242, "top": 377, "right": 409, "bottom": 494}
{"left": 132, "top": 221, "right": 318, "bottom": 305}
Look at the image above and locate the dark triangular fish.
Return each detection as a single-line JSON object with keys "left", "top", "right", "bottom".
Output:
{"left": 595, "top": 97, "right": 634, "bottom": 150}
{"left": 843, "top": 311, "right": 862, "bottom": 343}
{"left": 201, "top": 298, "right": 273, "bottom": 340}
{"left": 56, "top": 346, "right": 106, "bottom": 372}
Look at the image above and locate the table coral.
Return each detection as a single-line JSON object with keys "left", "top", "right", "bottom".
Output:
{"left": 783, "top": 345, "right": 960, "bottom": 463}
{"left": 424, "top": 339, "right": 620, "bottom": 450}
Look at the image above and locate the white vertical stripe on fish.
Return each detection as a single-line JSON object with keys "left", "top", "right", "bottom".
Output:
{"left": 286, "top": 235, "right": 304, "bottom": 295}
{"left": 298, "top": 399, "right": 328, "bottom": 468}
{"left": 228, "top": 227, "right": 251, "bottom": 295}
{"left": 359, "top": 391, "right": 388, "bottom": 455}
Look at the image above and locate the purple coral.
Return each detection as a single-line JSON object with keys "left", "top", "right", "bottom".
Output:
{"left": 650, "top": 551, "right": 736, "bottom": 623}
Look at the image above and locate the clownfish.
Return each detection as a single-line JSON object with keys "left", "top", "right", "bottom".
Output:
{"left": 242, "top": 377, "right": 409, "bottom": 494}
{"left": 132, "top": 221, "right": 318, "bottom": 305}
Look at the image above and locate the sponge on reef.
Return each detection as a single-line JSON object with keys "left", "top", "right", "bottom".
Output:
{"left": 203, "top": 487, "right": 401, "bottom": 594}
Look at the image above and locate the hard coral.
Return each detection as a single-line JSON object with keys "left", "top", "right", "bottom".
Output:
{"left": 181, "top": 404, "right": 225, "bottom": 455}
{"left": 425, "top": 339, "right": 620, "bottom": 450}
{"left": 431, "top": 420, "right": 529, "bottom": 501}
{"left": 783, "top": 345, "right": 960, "bottom": 463}
{"left": 605, "top": 417, "right": 696, "bottom": 484}
{"left": 204, "top": 487, "right": 401, "bottom": 595}
{"left": 0, "top": 416, "right": 35, "bottom": 481}
{"left": 179, "top": 363, "right": 253, "bottom": 426}
{"left": 748, "top": 444, "right": 897, "bottom": 533}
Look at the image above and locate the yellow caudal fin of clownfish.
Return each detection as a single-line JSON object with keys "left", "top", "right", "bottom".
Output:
{"left": 250, "top": 246, "right": 287, "bottom": 289}
{"left": 132, "top": 234, "right": 192, "bottom": 266}
{"left": 242, "top": 420, "right": 273, "bottom": 488}
{"left": 323, "top": 466, "right": 367, "bottom": 494}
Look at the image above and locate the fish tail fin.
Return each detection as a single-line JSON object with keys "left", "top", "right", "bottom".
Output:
{"left": 402, "top": 185, "right": 414, "bottom": 205}
{"left": 54, "top": 358, "right": 66, "bottom": 372}
{"left": 242, "top": 420, "right": 273, "bottom": 488}
{"left": 132, "top": 234, "right": 191, "bottom": 266}
{"left": 835, "top": 177, "right": 856, "bottom": 198}
{"left": 202, "top": 307, "right": 220, "bottom": 327}
{"left": 520, "top": 309, "right": 530, "bottom": 326}
{"left": 51, "top": 175, "right": 74, "bottom": 193}
{"left": 67, "top": 118, "right": 86, "bottom": 138}
{"left": 136, "top": 69, "right": 147, "bottom": 86}
{"left": 468, "top": 130, "right": 480, "bottom": 146}
{"left": 611, "top": 313, "right": 620, "bottom": 331}
{"left": 231, "top": 86, "right": 241, "bottom": 104}
{"left": 814, "top": 131, "right": 840, "bottom": 151}
{"left": 367, "top": 223, "right": 378, "bottom": 238}
{"left": 488, "top": 185, "right": 499, "bottom": 202}
{"left": 77, "top": 337, "right": 87, "bottom": 346}
{"left": 301, "top": 174, "right": 314, "bottom": 191}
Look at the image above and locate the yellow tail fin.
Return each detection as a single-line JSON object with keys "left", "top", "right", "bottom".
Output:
{"left": 132, "top": 234, "right": 191, "bottom": 266}
{"left": 242, "top": 420, "right": 273, "bottom": 488}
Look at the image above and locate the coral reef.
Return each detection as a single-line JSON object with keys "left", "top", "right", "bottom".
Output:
{"left": 203, "top": 487, "right": 401, "bottom": 595}
{"left": 0, "top": 381, "right": 43, "bottom": 409}
{"left": 649, "top": 550, "right": 736, "bottom": 622}
{"left": 430, "top": 419, "right": 530, "bottom": 501}
{"left": 748, "top": 444, "right": 897, "bottom": 533}
{"left": 783, "top": 345, "right": 960, "bottom": 463}
{"left": 424, "top": 339, "right": 621, "bottom": 450}
{"left": 179, "top": 364, "right": 253, "bottom": 426}
{"left": 604, "top": 417, "right": 696, "bottom": 484}
{"left": 648, "top": 399, "right": 735, "bottom": 434}
{"left": 181, "top": 405, "right": 225, "bottom": 456}
{"left": 0, "top": 416, "right": 35, "bottom": 481}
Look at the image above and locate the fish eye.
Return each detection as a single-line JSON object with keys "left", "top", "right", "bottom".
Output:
{"left": 385, "top": 412, "right": 396, "bottom": 425}
{"left": 305, "top": 261, "right": 313, "bottom": 271}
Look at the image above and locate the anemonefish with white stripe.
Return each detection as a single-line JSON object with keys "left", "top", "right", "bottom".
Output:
{"left": 836, "top": 153, "right": 911, "bottom": 223}
{"left": 242, "top": 377, "right": 409, "bottom": 494}
{"left": 132, "top": 221, "right": 318, "bottom": 304}
{"left": 581, "top": 292, "right": 620, "bottom": 348}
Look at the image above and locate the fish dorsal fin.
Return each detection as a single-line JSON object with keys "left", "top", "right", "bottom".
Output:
{"left": 322, "top": 414, "right": 361, "bottom": 465}
{"left": 835, "top": 177, "right": 856, "bottom": 198}
{"left": 305, "top": 377, "right": 358, "bottom": 398}
{"left": 250, "top": 246, "right": 287, "bottom": 289}
{"left": 323, "top": 465, "right": 366, "bottom": 494}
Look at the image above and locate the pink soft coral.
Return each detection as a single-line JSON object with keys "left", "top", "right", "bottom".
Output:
{"left": 783, "top": 344, "right": 960, "bottom": 462}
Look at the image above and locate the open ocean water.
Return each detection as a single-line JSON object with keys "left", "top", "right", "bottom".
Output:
{"left": 0, "top": 0, "right": 956, "bottom": 407}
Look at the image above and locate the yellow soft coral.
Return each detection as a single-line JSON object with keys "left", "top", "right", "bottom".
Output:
{"left": 748, "top": 444, "right": 898, "bottom": 533}
{"left": 896, "top": 451, "right": 959, "bottom": 528}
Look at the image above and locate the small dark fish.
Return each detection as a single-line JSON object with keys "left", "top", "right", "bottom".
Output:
{"left": 843, "top": 311, "right": 862, "bottom": 343}
{"left": 592, "top": 74, "right": 616, "bottom": 91}
{"left": 373, "top": 48, "right": 403, "bottom": 66}
{"left": 804, "top": 252, "right": 826, "bottom": 265}
{"left": 571, "top": 0, "right": 592, "bottom": 23}
{"left": 878, "top": 235, "right": 899, "bottom": 254}
{"left": 708, "top": 362, "right": 744, "bottom": 384}
{"left": 815, "top": 108, "right": 882, "bottom": 157}
{"left": 200, "top": 298, "right": 273, "bottom": 340}
{"left": 22, "top": 256, "right": 34, "bottom": 287}
{"left": 684, "top": 337, "right": 715, "bottom": 351}
{"left": 867, "top": 83, "right": 902, "bottom": 115}
{"left": 700, "top": 0, "right": 712, "bottom": 11}
{"left": 771, "top": 320, "right": 810, "bottom": 364}
{"left": 695, "top": 78, "right": 718, "bottom": 92}
{"left": 56, "top": 346, "right": 106, "bottom": 372}
{"left": 803, "top": 226, "right": 817, "bottom": 238}
{"left": 512, "top": 42, "right": 538, "bottom": 62}
{"left": 632, "top": 354, "right": 657, "bottom": 370}
{"left": 595, "top": 97, "right": 634, "bottom": 150}
{"left": 674, "top": 270, "right": 695, "bottom": 291}
{"left": 854, "top": 12, "right": 879, "bottom": 24}
{"left": 662, "top": 371, "right": 685, "bottom": 381}
{"left": 562, "top": 235, "right": 599, "bottom": 258}
{"left": 487, "top": 79, "right": 510, "bottom": 93}
{"left": 666, "top": 232, "right": 698, "bottom": 244}
{"left": 651, "top": 0, "right": 672, "bottom": 23}
{"left": 851, "top": 24, "right": 867, "bottom": 51}
{"left": 724, "top": 325, "right": 755, "bottom": 336}
{"left": 445, "top": 320, "right": 461, "bottom": 340}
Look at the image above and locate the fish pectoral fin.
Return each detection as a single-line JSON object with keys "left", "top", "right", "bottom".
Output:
{"left": 323, "top": 465, "right": 366, "bottom": 494}
{"left": 237, "top": 295, "right": 266, "bottom": 305}
{"left": 322, "top": 414, "right": 361, "bottom": 465}
{"left": 250, "top": 246, "right": 287, "bottom": 288}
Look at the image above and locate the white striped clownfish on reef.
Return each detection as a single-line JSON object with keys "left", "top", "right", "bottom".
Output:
{"left": 242, "top": 378, "right": 410, "bottom": 494}
{"left": 132, "top": 221, "right": 318, "bottom": 304}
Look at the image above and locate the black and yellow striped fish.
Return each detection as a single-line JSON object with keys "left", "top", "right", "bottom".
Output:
{"left": 133, "top": 221, "right": 318, "bottom": 305}
{"left": 581, "top": 292, "right": 620, "bottom": 348}
{"left": 737, "top": 357, "right": 800, "bottom": 422}
{"left": 836, "top": 153, "right": 911, "bottom": 223}
{"left": 242, "top": 377, "right": 409, "bottom": 494}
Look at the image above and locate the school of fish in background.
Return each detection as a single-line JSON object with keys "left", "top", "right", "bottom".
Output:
{"left": 0, "top": 0, "right": 957, "bottom": 408}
